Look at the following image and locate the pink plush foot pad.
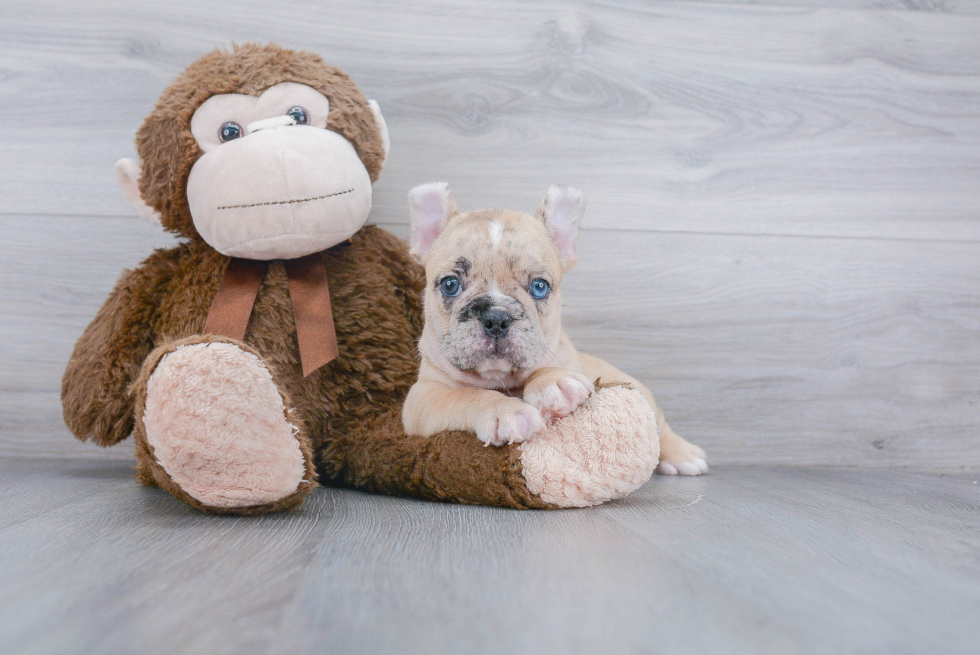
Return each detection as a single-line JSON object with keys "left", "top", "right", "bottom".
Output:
{"left": 142, "top": 342, "right": 307, "bottom": 508}
{"left": 519, "top": 385, "right": 660, "bottom": 508}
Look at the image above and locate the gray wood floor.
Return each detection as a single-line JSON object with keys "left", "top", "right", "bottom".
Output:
{"left": 1, "top": 0, "right": 978, "bottom": 653}
{"left": 0, "top": 458, "right": 978, "bottom": 655}
{"left": 1, "top": 0, "right": 978, "bottom": 466}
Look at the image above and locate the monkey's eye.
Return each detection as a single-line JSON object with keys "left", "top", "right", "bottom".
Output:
{"left": 218, "top": 121, "right": 243, "bottom": 142}
{"left": 529, "top": 278, "right": 550, "bottom": 299}
{"left": 439, "top": 276, "right": 462, "bottom": 297}
{"left": 287, "top": 106, "right": 309, "bottom": 125}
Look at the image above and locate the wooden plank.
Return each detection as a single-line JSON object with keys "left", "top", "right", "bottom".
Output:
{"left": 680, "top": 0, "right": 980, "bottom": 13}
{"left": 1, "top": 460, "right": 978, "bottom": 654}
{"left": 0, "top": 392, "right": 133, "bottom": 461}
{"left": 0, "top": 0, "right": 978, "bottom": 240}
{"left": 0, "top": 458, "right": 331, "bottom": 655}
{"left": 565, "top": 227, "right": 980, "bottom": 467}
{"left": 1, "top": 214, "right": 977, "bottom": 467}
{"left": 0, "top": 215, "right": 178, "bottom": 393}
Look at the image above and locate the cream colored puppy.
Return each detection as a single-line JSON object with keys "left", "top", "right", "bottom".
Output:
{"left": 401, "top": 183, "right": 708, "bottom": 476}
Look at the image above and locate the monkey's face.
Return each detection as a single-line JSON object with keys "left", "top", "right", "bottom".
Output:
{"left": 185, "top": 82, "right": 374, "bottom": 260}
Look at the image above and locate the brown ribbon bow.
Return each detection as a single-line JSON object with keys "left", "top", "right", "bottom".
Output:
{"left": 203, "top": 253, "right": 339, "bottom": 377}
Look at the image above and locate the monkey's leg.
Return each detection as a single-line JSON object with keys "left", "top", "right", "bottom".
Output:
{"left": 320, "top": 384, "right": 659, "bottom": 509}
{"left": 132, "top": 335, "right": 316, "bottom": 515}
{"left": 578, "top": 353, "right": 708, "bottom": 476}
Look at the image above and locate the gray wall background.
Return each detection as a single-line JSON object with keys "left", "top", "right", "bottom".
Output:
{"left": 1, "top": 0, "right": 977, "bottom": 468}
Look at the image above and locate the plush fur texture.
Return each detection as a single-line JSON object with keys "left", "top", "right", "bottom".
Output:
{"left": 143, "top": 341, "right": 308, "bottom": 508}
{"left": 321, "top": 406, "right": 553, "bottom": 509}
{"left": 131, "top": 334, "right": 316, "bottom": 515}
{"left": 520, "top": 385, "right": 660, "bottom": 507}
{"left": 134, "top": 43, "right": 386, "bottom": 242}
{"left": 64, "top": 226, "right": 424, "bottom": 453}
{"left": 62, "top": 45, "right": 660, "bottom": 514}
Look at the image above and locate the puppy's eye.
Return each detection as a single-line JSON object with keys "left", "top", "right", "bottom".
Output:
{"left": 219, "top": 121, "right": 243, "bottom": 142}
{"left": 439, "top": 276, "right": 462, "bottom": 297}
{"left": 287, "top": 106, "right": 309, "bottom": 125}
{"left": 529, "top": 278, "right": 550, "bottom": 299}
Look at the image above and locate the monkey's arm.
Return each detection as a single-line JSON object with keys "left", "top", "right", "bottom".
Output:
{"left": 324, "top": 406, "right": 556, "bottom": 509}
{"left": 62, "top": 265, "right": 158, "bottom": 447}
{"left": 325, "top": 382, "right": 661, "bottom": 510}
{"left": 358, "top": 225, "right": 426, "bottom": 335}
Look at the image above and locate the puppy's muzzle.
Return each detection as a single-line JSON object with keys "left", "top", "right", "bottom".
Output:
{"left": 480, "top": 308, "right": 513, "bottom": 338}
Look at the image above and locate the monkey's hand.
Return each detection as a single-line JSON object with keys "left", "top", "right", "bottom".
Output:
{"left": 62, "top": 265, "right": 158, "bottom": 447}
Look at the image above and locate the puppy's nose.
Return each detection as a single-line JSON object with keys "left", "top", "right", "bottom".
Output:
{"left": 480, "top": 308, "right": 513, "bottom": 338}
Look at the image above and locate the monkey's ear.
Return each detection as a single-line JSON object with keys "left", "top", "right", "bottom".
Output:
{"left": 536, "top": 185, "right": 585, "bottom": 271}
{"left": 368, "top": 100, "right": 390, "bottom": 166}
{"left": 408, "top": 182, "right": 458, "bottom": 261}
{"left": 115, "top": 159, "right": 162, "bottom": 227}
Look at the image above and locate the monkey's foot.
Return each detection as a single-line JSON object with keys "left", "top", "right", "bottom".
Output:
{"left": 140, "top": 339, "right": 314, "bottom": 512}
{"left": 519, "top": 384, "right": 660, "bottom": 507}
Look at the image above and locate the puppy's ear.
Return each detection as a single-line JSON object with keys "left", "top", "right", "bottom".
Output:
{"left": 408, "top": 182, "right": 458, "bottom": 261}
{"left": 536, "top": 185, "right": 585, "bottom": 271}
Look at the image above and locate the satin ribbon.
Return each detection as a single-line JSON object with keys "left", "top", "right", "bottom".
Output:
{"left": 203, "top": 254, "right": 339, "bottom": 377}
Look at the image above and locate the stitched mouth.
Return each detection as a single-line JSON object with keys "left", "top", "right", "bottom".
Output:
{"left": 217, "top": 188, "right": 355, "bottom": 211}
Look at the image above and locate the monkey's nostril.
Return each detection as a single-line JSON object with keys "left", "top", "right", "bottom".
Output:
{"left": 481, "top": 308, "right": 513, "bottom": 338}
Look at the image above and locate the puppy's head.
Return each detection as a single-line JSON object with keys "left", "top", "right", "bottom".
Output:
{"left": 408, "top": 182, "right": 585, "bottom": 386}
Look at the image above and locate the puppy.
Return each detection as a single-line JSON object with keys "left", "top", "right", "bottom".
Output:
{"left": 401, "top": 183, "right": 708, "bottom": 476}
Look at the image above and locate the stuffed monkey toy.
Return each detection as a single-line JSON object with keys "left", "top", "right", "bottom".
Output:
{"left": 62, "top": 44, "right": 659, "bottom": 514}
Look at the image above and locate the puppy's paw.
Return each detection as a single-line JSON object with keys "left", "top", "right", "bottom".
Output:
{"left": 524, "top": 372, "right": 595, "bottom": 420}
{"left": 657, "top": 438, "right": 708, "bottom": 476}
{"left": 476, "top": 398, "right": 546, "bottom": 447}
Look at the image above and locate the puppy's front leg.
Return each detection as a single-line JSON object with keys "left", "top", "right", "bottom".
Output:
{"left": 522, "top": 367, "right": 595, "bottom": 420}
{"left": 403, "top": 381, "right": 546, "bottom": 446}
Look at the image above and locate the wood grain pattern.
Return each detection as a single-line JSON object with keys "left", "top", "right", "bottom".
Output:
{"left": 3, "top": 215, "right": 976, "bottom": 467}
{"left": 2, "top": 3, "right": 979, "bottom": 652}
{"left": 683, "top": 0, "right": 980, "bottom": 13}
{"left": 1, "top": 0, "right": 979, "bottom": 240}
{"left": 0, "top": 0, "right": 978, "bottom": 467}
{"left": 1, "top": 459, "right": 978, "bottom": 654}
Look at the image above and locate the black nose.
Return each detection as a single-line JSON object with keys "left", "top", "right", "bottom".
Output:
{"left": 480, "top": 308, "right": 513, "bottom": 338}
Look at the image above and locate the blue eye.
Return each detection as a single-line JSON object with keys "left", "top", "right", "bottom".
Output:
{"left": 440, "top": 276, "right": 461, "bottom": 297}
{"left": 529, "top": 278, "right": 550, "bottom": 299}
{"left": 287, "top": 106, "right": 309, "bottom": 125}
{"left": 219, "top": 121, "right": 243, "bottom": 142}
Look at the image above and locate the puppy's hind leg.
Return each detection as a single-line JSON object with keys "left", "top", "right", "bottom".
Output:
{"left": 655, "top": 419, "right": 709, "bottom": 476}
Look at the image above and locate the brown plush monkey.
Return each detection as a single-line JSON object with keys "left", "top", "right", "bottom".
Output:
{"left": 62, "top": 44, "right": 659, "bottom": 514}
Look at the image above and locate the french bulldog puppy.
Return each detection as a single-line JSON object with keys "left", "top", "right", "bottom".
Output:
{"left": 401, "top": 183, "right": 708, "bottom": 475}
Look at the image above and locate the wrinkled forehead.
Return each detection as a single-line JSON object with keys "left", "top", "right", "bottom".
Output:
{"left": 428, "top": 210, "right": 561, "bottom": 277}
